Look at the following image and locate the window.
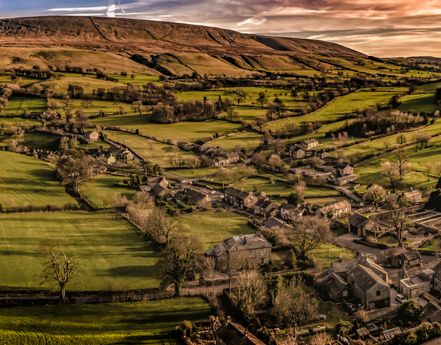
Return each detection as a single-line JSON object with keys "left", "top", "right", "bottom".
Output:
{"left": 376, "top": 290, "right": 381, "bottom": 296}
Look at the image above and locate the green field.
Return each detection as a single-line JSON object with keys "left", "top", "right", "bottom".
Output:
{"left": 168, "top": 167, "right": 219, "bottom": 179}
{"left": 233, "top": 176, "right": 292, "bottom": 197}
{"left": 0, "top": 151, "right": 77, "bottom": 209}
{"left": 0, "top": 117, "right": 40, "bottom": 127}
{"left": 3, "top": 97, "right": 46, "bottom": 116}
{"left": 0, "top": 211, "right": 160, "bottom": 291}
{"left": 0, "top": 297, "right": 211, "bottom": 344}
{"left": 80, "top": 174, "right": 136, "bottom": 209}
{"left": 95, "top": 117, "right": 242, "bottom": 142}
{"left": 49, "top": 98, "right": 135, "bottom": 116}
{"left": 178, "top": 211, "right": 255, "bottom": 250}
{"left": 105, "top": 130, "right": 197, "bottom": 167}
{"left": 209, "top": 131, "right": 262, "bottom": 152}
{"left": 265, "top": 89, "right": 402, "bottom": 131}
{"left": 23, "top": 132, "right": 61, "bottom": 151}
{"left": 398, "top": 93, "right": 437, "bottom": 113}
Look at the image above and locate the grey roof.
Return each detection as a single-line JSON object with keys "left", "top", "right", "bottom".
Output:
{"left": 255, "top": 199, "right": 276, "bottom": 210}
{"left": 225, "top": 187, "right": 251, "bottom": 200}
{"left": 224, "top": 234, "right": 271, "bottom": 252}
{"left": 350, "top": 264, "right": 388, "bottom": 290}
{"left": 264, "top": 216, "right": 286, "bottom": 229}
{"left": 349, "top": 213, "right": 370, "bottom": 227}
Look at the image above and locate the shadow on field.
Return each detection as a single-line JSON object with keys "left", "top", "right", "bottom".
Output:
{"left": 115, "top": 332, "right": 173, "bottom": 344}
{"left": 104, "top": 265, "right": 159, "bottom": 278}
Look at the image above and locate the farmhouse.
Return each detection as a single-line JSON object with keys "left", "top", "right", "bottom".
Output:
{"left": 399, "top": 269, "right": 434, "bottom": 299}
{"left": 336, "top": 162, "right": 354, "bottom": 177}
{"left": 263, "top": 216, "right": 293, "bottom": 231}
{"left": 316, "top": 254, "right": 391, "bottom": 310}
{"left": 253, "top": 199, "right": 278, "bottom": 218}
{"left": 404, "top": 190, "right": 423, "bottom": 204}
{"left": 316, "top": 200, "right": 351, "bottom": 219}
{"left": 213, "top": 153, "right": 240, "bottom": 166}
{"left": 332, "top": 174, "right": 358, "bottom": 186}
{"left": 206, "top": 234, "right": 272, "bottom": 273}
{"left": 84, "top": 131, "right": 100, "bottom": 143}
{"left": 175, "top": 188, "right": 211, "bottom": 208}
{"left": 300, "top": 138, "right": 320, "bottom": 151}
{"left": 116, "top": 148, "right": 134, "bottom": 162}
{"left": 280, "top": 203, "right": 305, "bottom": 221}
{"left": 349, "top": 213, "right": 377, "bottom": 237}
{"left": 376, "top": 247, "right": 422, "bottom": 268}
{"left": 287, "top": 145, "right": 306, "bottom": 159}
{"left": 224, "top": 188, "right": 258, "bottom": 209}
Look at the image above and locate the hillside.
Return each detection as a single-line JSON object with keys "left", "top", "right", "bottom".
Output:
{"left": 0, "top": 16, "right": 370, "bottom": 76}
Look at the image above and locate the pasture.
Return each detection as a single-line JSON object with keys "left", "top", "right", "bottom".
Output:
{"left": 0, "top": 211, "right": 160, "bottom": 291}
{"left": 97, "top": 117, "right": 242, "bottom": 142}
{"left": 0, "top": 297, "right": 211, "bottom": 345}
{"left": 0, "top": 151, "right": 77, "bottom": 209}
{"left": 178, "top": 211, "right": 255, "bottom": 250}
{"left": 80, "top": 174, "right": 136, "bottom": 209}
{"left": 49, "top": 98, "right": 135, "bottom": 116}
{"left": 398, "top": 93, "right": 437, "bottom": 113}
{"left": 105, "top": 130, "right": 197, "bottom": 167}
{"left": 265, "top": 89, "right": 402, "bottom": 131}
{"left": 3, "top": 96, "right": 46, "bottom": 116}
{"left": 209, "top": 131, "right": 262, "bottom": 152}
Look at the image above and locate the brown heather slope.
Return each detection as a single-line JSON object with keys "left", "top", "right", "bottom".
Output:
{"left": 0, "top": 16, "right": 365, "bottom": 76}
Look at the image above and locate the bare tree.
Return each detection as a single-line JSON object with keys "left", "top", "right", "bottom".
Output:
{"left": 272, "top": 280, "right": 318, "bottom": 326}
{"left": 289, "top": 216, "right": 331, "bottom": 264}
{"left": 363, "top": 184, "right": 387, "bottom": 210}
{"left": 381, "top": 161, "right": 401, "bottom": 191}
{"left": 159, "top": 235, "right": 201, "bottom": 296}
{"left": 229, "top": 270, "right": 267, "bottom": 318}
{"left": 394, "top": 150, "right": 410, "bottom": 181}
{"left": 56, "top": 154, "right": 96, "bottom": 193}
{"left": 41, "top": 241, "right": 76, "bottom": 303}
{"left": 148, "top": 208, "right": 178, "bottom": 246}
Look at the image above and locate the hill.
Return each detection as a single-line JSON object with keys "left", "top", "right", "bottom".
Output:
{"left": 0, "top": 16, "right": 368, "bottom": 76}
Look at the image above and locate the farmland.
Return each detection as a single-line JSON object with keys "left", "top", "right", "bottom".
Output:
{"left": 105, "top": 130, "right": 197, "bottom": 167}
{"left": 0, "top": 297, "right": 212, "bottom": 344}
{"left": 3, "top": 96, "right": 46, "bottom": 116}
{"left": 0, "top": 211, "right": 160, "bottom": 291}
{"left": 0, "top": 151, "right": 77, "bottom": 209}
{"left": 178, "top": 211, "right": 255, "bottom": 250}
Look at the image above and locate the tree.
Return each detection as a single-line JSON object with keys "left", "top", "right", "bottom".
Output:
{"left": 394, "top": 150, "right": 410, "bottom": 181}
{"left": 363, "top": 184, "right": 386, "bottom": 210}
{"left": 41, "top": 241, "right": 76, "bottom": 303}
{"left": 148, "top": 208, "right": 178, "bottom": 246}
{"left": 398, "top": 300, "right": 422, "bottom": 325}
{"left": 381, "top": 161, "right": 401, "bottom": 191}
{"left": 289, "top": 216, "right": 331, "bottom": 264}
{"left": 257, "top": 92, "right": 268, "bottom": 108}
{"left": 131, "top": 101, "right": 145, "bottom": 116}
{"left": 229, "top": 270, "right": 267, "bottom": 318}
{"left": 272, "top": 280, "right": 318, "bottom": 326}
{"left": 159, "top": 235, "right": 201, "bottom": 296}
{"left": 56, "top": 154, "right": 95, "bottom": 193}
{"left": 386, "top": 198, "right": 411, "bottom": 247}
{"left": 396, "top": 134, "right": 407, "bottom": 147}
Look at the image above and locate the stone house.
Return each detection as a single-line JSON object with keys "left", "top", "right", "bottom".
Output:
{"left": 336, "top": 163, "right": 354, "bottom": 177}
{"left": 316, "top": 254, "right": 391, "bottom": 310}
{"left": 404, "top": 190, "right": 423, "bottom": 204}
{"left": 253, "top": 199, "right": 278, "bottom": 218}
{"left": 280, "top": 204, "right": 305, "bottom": 222}
{"left": 316, "top": 200, "right": 352, "bottom": 219}
{"left": 117, "top": 148, "right": 134, "bottom": 162}
{"left": 84, "top": 130, "right": 100, "bottom": 143}
{"left": 224, "top": 188, "right": 258, "bottom": 210}
{"left": 263, "top": 216, "right": 293, "bottom": 231}
{"left": 376, "top": 247, "right": 422, "bottom": 268}
{"left": 175, "top": 188, "right": 211, "bottom": 209}
{"left": 332, "top": 174, "right": 358, "bottom": 186}
{"left": 206, "top": 234, "right": 272, "bottom": 273}
{"left": 349, "top": 213, "right": 377, "bottom": 237}
{"left": 300, "top": 138, "right": 320, "bottom": 151}
{"left": 213, "top": 153, "right": 240, "bottom": 167}
{"left": 399, "top": 269, "right": 434, "bottom": 299}
{"left": 431, "top": 261, "right": 441, "bottom": 293}
{"left": 288, "top": 146, "right": 306, "bottom": 159}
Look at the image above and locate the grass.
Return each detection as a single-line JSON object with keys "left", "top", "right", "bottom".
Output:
{"left": 0, "top": 151, "right": 77, "bottom": 209}
{"left": 0, "top": 117, "right": 40, "bottom": 127}
{"left": 50, "top": 98, "right": 135, "bottom": 116}
{"left": 310, "top": 242, "right": 355, "bottom": 268}
{"left": 265, "top": 89, "right": 401, "bottom": 131}
{"left": 3, "top": 97, "right": 46, "bottom": 116}
{"left": 105, "top": 130, "right": 197, "bottom": 167}
{"left": 178, "top": 211, "right": 255, "bottom": 250}
{"left": 209, "top": 131, "right": 262, "bottom": 151}
{"left": 0, "top": 297, "right": 211, "bottom": 344}
{"left": 233, "top": 176, "right": 292, "bottom": 197}
{"left": 168, "top": 167, "right": 219, "bottom": 179}
{"left": 95, "top": 116, "right": 242, "bottom": 142}
{"left": 80, "top": 175, "right": 136, "bottom": 209}
{"left": 23, "top": 132, "right": 61, "bottom": 151}
{"left": 0, "top": 211, "right": 160, "bottom": 291}
{"left": 398, "top": 93, "right": 437, "bottom": 113}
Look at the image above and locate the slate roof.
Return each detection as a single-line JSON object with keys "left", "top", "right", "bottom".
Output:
{"left": 216, "top": 322, "right": 266, "bottom": 345}
{"left": 349, "top": 213, "right": 370, "bottom": 227}
{"left": 225, "top": 187, "right": 251, "bottom": 200}
{"left": 350, "top": 264, "right": 388, "bottom": 290}
{"left": 319, "top": 200, "right": 351, "bottom": 214}
{"left": 206, "top": 234, "right": 271, "bottom": 257}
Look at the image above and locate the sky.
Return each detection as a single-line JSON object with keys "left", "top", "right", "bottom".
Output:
{"left": 1, "top": 0, "right": 441, "bottom": 57}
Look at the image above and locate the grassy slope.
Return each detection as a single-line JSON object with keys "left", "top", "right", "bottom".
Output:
{"left": 3, "top": 97, "right": 46, "bottom": 116}
{"left": 105, "top": 130, "right": 197, "bottom": 167}
{"left": 80, "top": 175, "right": 136, "bottom": 209}
{"left": 265, "top": 89, "right": 403, "bottom": 131}
{"left": 0, "top": 151, "right": 77, "bottom": 208}
{"left": 0, "top": 211, "right": 160, "bottom": 291}
{"left": 209, "top": 131, "right": 262, "bottom": 152}
{"left": 178, "top": 211, "right": 255, "bottom": 250}
{"left": 0, "top": 298, "right": 211, "bottom": 345}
